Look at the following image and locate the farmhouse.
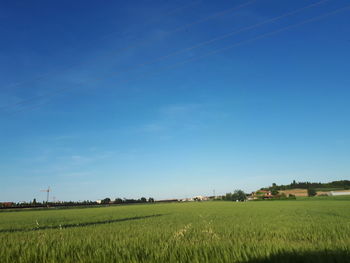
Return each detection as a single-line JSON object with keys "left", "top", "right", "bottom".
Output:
{"left": 251, "top": 190, "right": 273, "bottom": 200}
{"left": 0, "top": 202, "right": 14, "bottom": 207}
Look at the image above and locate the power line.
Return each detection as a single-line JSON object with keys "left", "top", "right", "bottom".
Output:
{"left": 133, "top": 4, "right": 350, "bottom": 81}
{"left": 5, "top": 4, "right": 350, "bottom": 115}
{"left": 0, "top": 0, "right": 328, "bottom": 112}
{"left": 2, "top": 1, "right": 202, "bottom": 91}
{"left": 2, "top": 0, "right": 254, "bottom": 91}
{"left": 80, "top": 0, "right": 331, "bottom": 86}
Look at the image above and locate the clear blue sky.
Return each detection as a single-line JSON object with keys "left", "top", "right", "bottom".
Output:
{"left": 1, "top": 0, "right": 349, "bottom": 202}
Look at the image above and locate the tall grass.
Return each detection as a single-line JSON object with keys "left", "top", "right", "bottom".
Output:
{"left": 0, "top": 199, "right": 349, "bottom": 262}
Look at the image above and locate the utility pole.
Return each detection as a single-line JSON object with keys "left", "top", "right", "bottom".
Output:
{"left": 40, "top": 186, "right": 51, "bottom": 203}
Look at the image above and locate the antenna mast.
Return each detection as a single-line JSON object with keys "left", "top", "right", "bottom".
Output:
{"left": 40, "top": 186, "right": 51, "bottom": 203}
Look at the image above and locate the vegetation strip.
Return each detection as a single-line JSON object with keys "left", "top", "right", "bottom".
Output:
{"left": 0, "top": 200, "right": 349, "bottom": 262}
{"left": 0, "top": 214, "right": 163, "bottom": 233}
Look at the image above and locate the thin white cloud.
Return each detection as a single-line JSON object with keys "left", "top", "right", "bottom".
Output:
{"left": 136, "top": 103, "right": 206, "bottom": 135}
{"left": 142, "top": 123, "right": 166, "bottom": 133}
{"left": 160, "top": 103, "right": 202, "bottom": 116}
{"left": 60, "top": 171, "right": 93, "bottom": 178}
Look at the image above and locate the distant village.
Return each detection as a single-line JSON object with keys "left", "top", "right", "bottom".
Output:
{"left": 155, "top": 187, "right": 350, "bottom": 203}
{"left": 1, "top": 180, "right": 350, "bottom": 209}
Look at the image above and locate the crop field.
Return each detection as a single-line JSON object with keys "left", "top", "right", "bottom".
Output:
{"left": 1, "top": 197, "right": 350, "bottom": 263}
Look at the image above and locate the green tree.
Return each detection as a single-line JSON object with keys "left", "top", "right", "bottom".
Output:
{"left": 307, "top": 188, "right": 317, "bottom": 197}
{"left": 232, "top": 190, "right": 247, "bottom": 201}
{"left": 225, "top": 193, "right": 233, "bottom": 201}
{"left": 102, "top": 198, "right": 111, "bottom": 204}
{"left": 280, "top": 193, "right": 287, "bottom": 199}
{"left": 288, "top": 194, "right": 296, "bottom": 199}
{"left": 140, "top": 197, "right": 147, "bottom": 203}
{"left": 148, "top": 197, "right": 155, "bottom": 203}
{"left": 114, "top": 198, "right": 123, "bottom": 204}
{"left": 271, "top": 189, "right": 279, "bottom": 196}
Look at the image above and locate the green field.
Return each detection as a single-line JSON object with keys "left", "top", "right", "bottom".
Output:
{"left": 1, "top": 198, "right": 350, "bottom": 263}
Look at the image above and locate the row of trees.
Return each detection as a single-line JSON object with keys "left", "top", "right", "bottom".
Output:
{"left": 221, "top": 190, "right": 247, "bottom": 202}
{"left": 0, "top": 200, "right": 101, "bottom": 209}
{"left": 0, "top": 197, "right": 156, "bottom": 209}
{"left": 222, "top": 187, "right": 318, "bottom": 200}
{"left": 101, "top": 197, "right": 155, "bottom": 204}
{"left": 218, "top": 189, "right": 298, "bottom": 202}
{"left": 267, "top": 180, "right": 350, "bottom": 191}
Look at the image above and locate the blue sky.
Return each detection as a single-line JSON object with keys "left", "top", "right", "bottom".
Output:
{"left": 1, "top": 0, "right": 349, "bottom": 202}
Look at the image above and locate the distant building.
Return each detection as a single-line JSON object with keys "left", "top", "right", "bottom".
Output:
{"left": 251, "top": 190, "right": 273, "bottom": 200}
{"left": 0, "top": 202, "right": 14, "bottom": 207}
{"left": 180, "top": 198, "right": 194, "bottom": 202}
{"left": 247, "top": 195, "right": 255, "bottom": 201}
{"left": 193, "top": 195, "right": 210, "bottom": 201}
{"left": 328, "top": 191, "right": 350, "bottom": 196}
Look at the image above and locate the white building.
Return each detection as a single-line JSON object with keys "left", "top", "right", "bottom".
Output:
{"left": 328, "top": 191, "right": 350, "bottom": 196}
{"left": 193, "top": 195, "right": 209, "bottom": 201}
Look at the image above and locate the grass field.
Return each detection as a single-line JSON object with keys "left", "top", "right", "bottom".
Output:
{"left": 1, "top": 197, "right": 350, "bottom": 263}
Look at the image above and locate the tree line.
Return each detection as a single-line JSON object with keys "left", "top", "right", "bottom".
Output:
{"left": 101, "top": 197, "right": 155, "bottom": 204}
{"left": 220, "top": 190, "right": 247, "bottom": 202}
{"left": 265, "top": 180, "right": 350, "bottom": 191}
{"left": 0, "top": 197, "right": 155, "bottom": 209}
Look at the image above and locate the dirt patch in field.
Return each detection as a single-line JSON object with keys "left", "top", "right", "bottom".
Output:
{"left": 279, "top": 189, "right": 308, "bottom": 197}
{"left": 280, "top": 189, "right": 350, "bottom": 197}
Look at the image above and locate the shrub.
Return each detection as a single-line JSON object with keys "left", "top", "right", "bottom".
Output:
{"left": 288, "top": 194, "right": 296, "bottom": 199}
{"left": 307, "top": 188, "right": 317, "bottom": 197}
